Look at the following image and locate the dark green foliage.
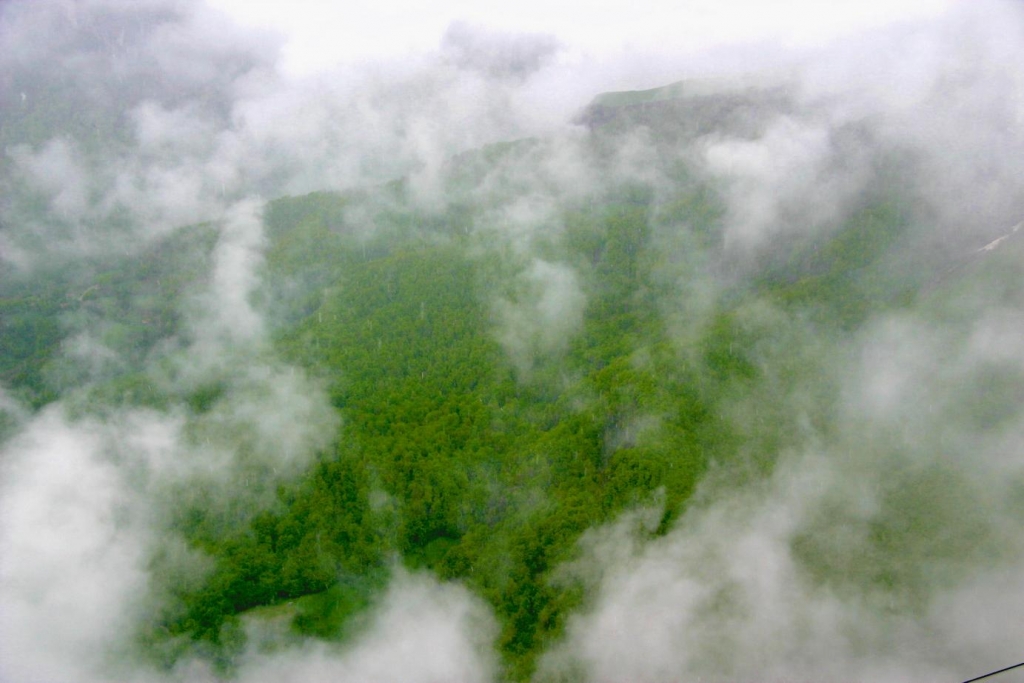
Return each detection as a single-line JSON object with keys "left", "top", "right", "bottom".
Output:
{"left": 154, "top": 180, "right": 842, "bottom": 679}
{"left": 291, "top": 569, "right": 390, "bottom": 638}
{"left": 0, "top": 125, "right": 931, "bottom": 680}
{"left": 0, "top": 278, "right": 65, "bottom": 407}
{"left": 131, "top": 186, "right": 687, "bottom": 675}
{"left": 760, "top": 201, "right": 916, "bottom": 328}
{"left": 0, "top": 222, "right": 217, "bottom": 407}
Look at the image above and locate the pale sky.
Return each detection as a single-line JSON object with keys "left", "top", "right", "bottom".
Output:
{"left": 204, "top": 0, "right": 958, "bottom": 78}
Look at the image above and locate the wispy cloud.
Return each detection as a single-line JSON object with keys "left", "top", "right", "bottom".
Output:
{"left": 3, "top": 1, "right": 1024, "bottom": 681}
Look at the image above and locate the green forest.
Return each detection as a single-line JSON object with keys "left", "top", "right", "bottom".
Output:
{"left": 2, "top": 116, "right": 976, "bottom": 679}
{"left": 6, "top": 3, "right": 1024, "bottom": 681}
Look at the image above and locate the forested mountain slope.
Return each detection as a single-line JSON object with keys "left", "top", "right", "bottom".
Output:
{"left": 4, "top": 5, "right": 1024, "bottom": 676}
{"left": 2, "top": 93, "right": 996, "bottom": 678}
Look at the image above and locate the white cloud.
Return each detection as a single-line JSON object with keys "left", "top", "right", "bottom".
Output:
{"left": 542, "top": 305, "right": 1024, "bottom": 682}
{"left": 205, "top": 0, "right": 956, "bottom": 77}
{"left": 232, "top": 571, "right": 498, "bottom": 683}
{"left": 494, "top": 259, "right": 587, "bottom": 377}
{"left": 4, "top": 2, "right": 1024, "bottom": 682}
{"left": 0, "top": 409, "right": 153, "bottom": 683}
